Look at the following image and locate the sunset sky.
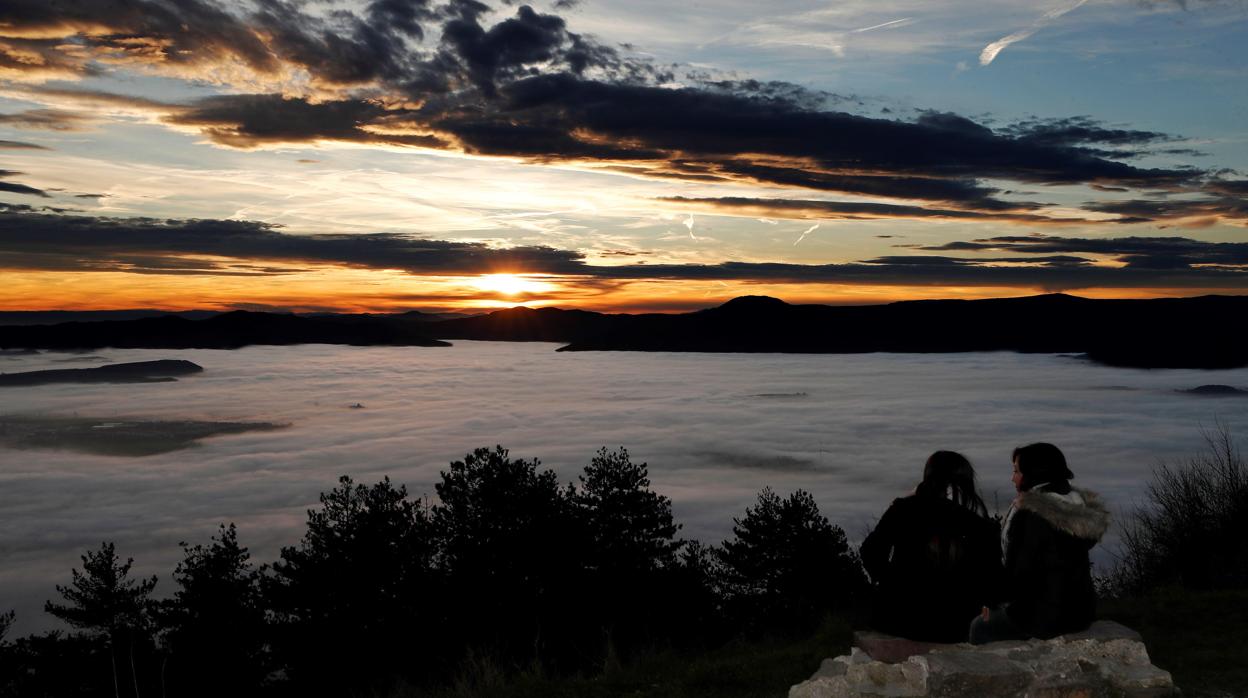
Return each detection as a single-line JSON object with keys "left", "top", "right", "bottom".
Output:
{"left": 1, "top": 0, "right": 1246, "bottom": 312}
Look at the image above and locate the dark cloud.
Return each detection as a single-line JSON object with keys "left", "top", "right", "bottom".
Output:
{"left": 0, "top": 109, "right": 90, "bottom": 131}
{"left": 0, "top": 0, "right": 1212, "bottom": 209}
{"left": 862, "top": 255, "right": 1093, "bottom": 267}
{"left": 0, "top": 169, "right": 48, "bottom": 198}
{"left": 0, "top": 210, "right": 584, "bottom": 275}
{"left": 0, "top": 140, "right": 47, "bottom": 150}
{"left": 1083, "top": 195, "right": 1248, "bottom": 226}
{"left": 658, "top": 196, "right": 1094, "bottom": 225}
{"left": 919, "top": 234, "right": 1248, "bottom": 270}
{"left": 163, "top": 94, "right": 446, "bottom": 149}
{"left": 1001, "top": 115, "right": 1179, "bottom": 158}
{"left": 3, "top": 210, "right": 1246, "bottom": 292}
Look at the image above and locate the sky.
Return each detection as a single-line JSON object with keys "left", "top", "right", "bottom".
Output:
{"left": 0, "top": 0, "right": 1246, "bottom": 312}
{"left": 4, "top": 342, "right": 1247, "bottom": 634}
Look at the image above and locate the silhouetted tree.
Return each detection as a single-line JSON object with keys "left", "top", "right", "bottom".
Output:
{"left": 44, "top": 542, "right": 157, "bottom": 698}
{"left": 0, "top": 610, "right": 12, "bottom": 645}
{"left": 717, "top": 488, "right": 866, "bottom": 635}
{"left": 433, "top": 446, "right": 583, "bottom": 671}
{"left": 658, "top": 540, "right": 728, "bottom": 648}
{"left": 573, "top": 447, "right": 683, "bottom": 655}
{"left": 1, "top": 630, "right": 112, "bottom": 698}
{"left": 267, "top": 476, "right": 437, "bottom": 693}
{"left": 159, "top": 524, "right": 268, "bottom": 697}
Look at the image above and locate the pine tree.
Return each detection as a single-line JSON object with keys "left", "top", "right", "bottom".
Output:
{"left": 718, "top": 488, "right": 865, "bottom": 635}
{"left": 45, "top": 542, "right": 157, "bottom": 698}
{"left": 160, "top": 524, "right": 268, "bottom": 697}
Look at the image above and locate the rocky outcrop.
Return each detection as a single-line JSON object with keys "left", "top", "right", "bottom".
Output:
{"left": 790, "top": 621, "right": 1175, "bottom": 698}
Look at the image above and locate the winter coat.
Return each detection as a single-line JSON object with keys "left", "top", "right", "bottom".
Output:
{"left": 861, "top": 494, "right": 1004, "bottom": 642}
{"left": 1002, "top": 485, "right": 1111, "bottom": 639}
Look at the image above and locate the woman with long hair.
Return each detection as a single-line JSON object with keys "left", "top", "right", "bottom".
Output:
{"left": 861, "top": 451, "right": 1003, "bottom": 642}
{"left": 970, "top": 443, "right": 1110, "bottom": 644}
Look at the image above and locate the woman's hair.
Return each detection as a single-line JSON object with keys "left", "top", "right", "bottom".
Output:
{"left": 1012, "top": 442, "right": 1075, "bottom": 492}
{"left": 916, "top": 450, "right": 988, "bottom": 517}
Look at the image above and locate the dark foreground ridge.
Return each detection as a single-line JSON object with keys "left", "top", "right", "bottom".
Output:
{"left": 433, "top": 294, "right": 1248, "bottom": 369}
{"left": 0, "top": 359, "right": 202, "bottom": 386}
{"left": 3, "top": 294, "right": 1246, "bottom": 367}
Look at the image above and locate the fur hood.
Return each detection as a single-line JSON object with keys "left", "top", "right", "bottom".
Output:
{"left": 1014, "top": 487, "right": 1111, "bottom": 542}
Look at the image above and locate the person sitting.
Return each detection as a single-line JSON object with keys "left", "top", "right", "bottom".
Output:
{"left": 970, "top": 442, "right": 1111, "bottom": 644}
{"left": 861, "top": 451, "right": 1003, "bottom": 643}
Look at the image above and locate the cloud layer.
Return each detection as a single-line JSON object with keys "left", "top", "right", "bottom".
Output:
{"left": 1, "top": 209, "right": 1245, "bottom": 293}
{"left": 3, "top": 342, "right": 1247, "bottom": 636}
{"left": 1, "top": 0, "right": 1240, "bottom": 230}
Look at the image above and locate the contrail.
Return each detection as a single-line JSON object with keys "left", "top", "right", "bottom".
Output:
{"left": 793, "top": 223, "right": 820, "bottom": 245}
{"left": 684, "top": 214, "right": 697, "bottom": 241}
{"left": 851, "top": 17, "right": 914, "bottom": 34}
{"left": 980, "top": 0, "right": 1089, "bottom": 66}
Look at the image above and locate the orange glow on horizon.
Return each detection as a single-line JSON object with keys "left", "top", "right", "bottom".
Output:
{"left": 0, "top": 267, "right": 1243, "bottom": 315}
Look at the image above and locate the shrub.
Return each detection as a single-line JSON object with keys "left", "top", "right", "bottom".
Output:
{"left": 1107, "top": 425, "right": 1248, "bottom": 595}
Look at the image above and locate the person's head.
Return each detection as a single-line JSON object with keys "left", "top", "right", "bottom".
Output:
{"left": 1011, "top": 442, "right": 1075, "bottom": 493}
{"left": 916, "top": 450, "right": 988, "bottom": 517}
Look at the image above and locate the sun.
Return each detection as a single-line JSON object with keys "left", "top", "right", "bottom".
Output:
{"left": 470, "top": 273, "right": 552, "bottom": 296}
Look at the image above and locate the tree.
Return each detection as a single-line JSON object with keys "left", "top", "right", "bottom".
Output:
{"left": 717, "top": 488, "right": 866, "bottom": 635}
{"left": 159, "top": 524, "right": 268, "bottom": 697}
{"left": 573, "top": 448, "right": 683, "bottom": 655}
{"left": 576, "top": 447, "right": 682, "bottom": 575}
{"left": 0, "top": 609, "right": 12, "bottom": 645}
{"left": 45, "top": 542, "right": 157, "bottom": 698}
{"left": 268, "top": 476, "right": 437, "bottom": 691}
{"left": 433, "top": 446, "right": 582, "bottom": 670}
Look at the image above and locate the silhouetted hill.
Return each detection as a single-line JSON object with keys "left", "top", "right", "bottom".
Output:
{"left": 432, "top": 294, "right": 1248, "bottom": 368}
{"left": 0, "top": 309, "right": 219, "bottom": 326}
{"left": 0, "top": 311, "right": 450, "bottom": 350}
{"left": 4, "top": 295, "right": 1245, "bottom": 367}
{"left": 0, "top": 359, "right": 202, "bottom": 386}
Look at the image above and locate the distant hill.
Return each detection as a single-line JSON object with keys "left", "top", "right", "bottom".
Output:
{"left": 0, "top": 309, "right": 220, "bottom": 326}
{"left": 3, "top": 295, "right": 1245, "bottom": 368}
{"left": 430, "top": 294, "right": 1248, "bottom": 369}
{"left": 0, "top": 310, "right": 450, "bottom": 350}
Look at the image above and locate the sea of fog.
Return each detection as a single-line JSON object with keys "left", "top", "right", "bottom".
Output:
{"left": 3, "top": 341, "right": 1248, "bottom": 635}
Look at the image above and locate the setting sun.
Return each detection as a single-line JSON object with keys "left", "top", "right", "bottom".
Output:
{"left": 470, "top": 274, "right": 553, "bottom": 297}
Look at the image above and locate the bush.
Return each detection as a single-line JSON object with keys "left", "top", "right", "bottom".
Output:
{"left": 1106, "top": 425, "right": 1248, "bottom": 595}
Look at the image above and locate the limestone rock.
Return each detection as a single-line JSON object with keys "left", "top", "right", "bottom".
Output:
{"left": 789, "top": 621, "right": 1176, "bottom": 698}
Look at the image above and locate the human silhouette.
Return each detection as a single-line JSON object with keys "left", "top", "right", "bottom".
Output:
{"left": 970, "top": 442, "right": 1110, "bottom": 644}
{"left": 861, "top": 451, "right": 1003, "bottom": 642}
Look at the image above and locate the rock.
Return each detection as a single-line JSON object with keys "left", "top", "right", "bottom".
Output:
{"left": 918, "top": 651, "right": 1031, "bottom": 697}
{"left": 854, "top": 630, "right": 954, "bottom": 664}
{"left": 790, "top": 621, "right": 1176, "bottom": 698}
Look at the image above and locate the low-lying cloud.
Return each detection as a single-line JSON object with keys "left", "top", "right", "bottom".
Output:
{"left": 2, "top": 343, "right": 1247, "bottom": 636}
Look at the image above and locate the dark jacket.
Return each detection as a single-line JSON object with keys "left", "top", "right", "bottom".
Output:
{"left": 861, "top": 494, "right": 1003, "bottom": 642}
{"left": 1002, "top": 485, "right": 1110, "bottom": 639}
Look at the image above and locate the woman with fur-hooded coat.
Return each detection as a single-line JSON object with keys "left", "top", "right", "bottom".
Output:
{"left": 971, "top": 443, "right": 1111, "bottom": 643}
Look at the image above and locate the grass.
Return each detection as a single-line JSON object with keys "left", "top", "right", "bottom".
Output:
{"left": 403, "top": 618, "right": 852, "bottom": 698}
{"left": 1100, "top": 588, "right": 1248, "bottom": 698}
{"left": 385, "top": 588, "right": 1248, "bottom": 698}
